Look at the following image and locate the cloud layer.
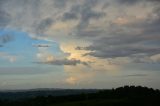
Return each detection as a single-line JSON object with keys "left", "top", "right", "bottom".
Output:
{"left": 1, "top": 0, "right": 160, "bottom": 89}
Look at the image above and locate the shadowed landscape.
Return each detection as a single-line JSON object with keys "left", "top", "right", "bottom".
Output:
{"left": 0, "top": 86, "right": 160, "bottom": 106}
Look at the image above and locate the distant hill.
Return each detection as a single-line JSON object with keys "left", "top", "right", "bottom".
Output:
{"left": 0, "top": 89, "right": 98, "bottom": 100}
{"left": 0, "top": 86, "right": 160, "bottom": 106}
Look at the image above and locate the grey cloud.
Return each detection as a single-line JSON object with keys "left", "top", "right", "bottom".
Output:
{"left": 0, "top": 34, "right": 14, "bottom": 44}
{"left": 124, "top": 74, "right": 148, "bottom": 77}
{"left": 36, "top": 18, "right": 54, "bottom": 34}
{"left": 36, "top": 58, "right": 88, "bottom": 66}
{"left": 76, "top": 0, "right": 160, "bottom": 62}
{"left": 0, "top": 10, "right": 10, "bottom": 28}
{"left": 116, "top": 0, "right": 139, "bottom": 5}
{"left": 0, "top": 0, "right": 160, "bottom": 65}
{"left": 61, "top": 4, "right": 80, "bottom": 21}
{"left": 62, "top": 12, "right": 78, "bottom": 21}
{"left": 53, "top": 0, "right": 67, "bottom": 8}
{"left": 115, "top": 0, "right": 160, "bottom": 5}
{"left": 62, "top": 0, "right": 105, "bottom": 21}
{"left": 1, "top": 0, "right": 105, "bottom": 37}
{"left": 76, "top": 29, "right": 105, "bottom": 38}
{"left": 0, "top": 0, "right": 56, "bottom": 35}
{"left": 77, "top": 31, "right": 160, "bottom": 59}
{"left": 61, "top": 0, "right": 105, "bottom": 37}
{"left": 131, "top": 55, "right": 160, "bottom": 64}
{"left": 76, "top": 0, "right": 105, "bottom": 35}
{"left": 83, "top": 47, "right": 160, "bottom": 58}
{"left": 146, "top": 0, "right": 160, "bottom": 2}
{"left": 33, "top": 44, "right": 51, "bottom": 48}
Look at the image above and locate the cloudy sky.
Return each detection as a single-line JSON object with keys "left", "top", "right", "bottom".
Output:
{"left": 0, "top": 0, "right": 160, "bottom": 90}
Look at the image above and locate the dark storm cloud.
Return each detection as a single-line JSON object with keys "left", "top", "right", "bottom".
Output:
{"left": 36, "top": 58, "right": 88, "bottom": 66}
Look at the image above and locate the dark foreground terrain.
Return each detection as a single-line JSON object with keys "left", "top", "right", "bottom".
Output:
{"left": 0, "top": 86, "right": 160, "bottom": 106}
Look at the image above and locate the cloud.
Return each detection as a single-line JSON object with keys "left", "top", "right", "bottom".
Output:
{"left": 74, "top": 0, "right": 160, "bottom": 65}
{"left": 53, "top": 0, "right": 67, "bottom": 8}
{"left": 130, "top": 54, "right": 160, "bottom": 64}
{"left": 60, "top": 0, "right": 106, "bottom": 37}
{"left": 62, "top": 12, "right": 78, "bottom": 21}
{"left": 75, "top": 1, "right": 106, "bottom": 37}
{"left": 0, "top": 10, "right": 10, "bottom": 28}
{"left": 33, "top": 44, "right": 51, "bottom": 48}
{"left": 116, "top": 0, "right": 139, "bottom": 5}
{"left": 0, "top": 34, "right": 14, "bottom": 44}
{"left": 65, "top": 77, "right": 77, "bottom": 85}
{"left": 116, "top": 0, "right": 160, "bottom": 5}
{"left": 83, "top": 46, "right": 160, "bottom": 58}
{"left": 36, "top": 58, "right": 88, "bottom": 66}
{"left": 35, "top": 17, "right": 54, "bottom": 34}
{"left": 124, "top": 74, "right": 148, "bottom": 77}
{"left": 0, "top": 0, "right": 160, "bottom": 66}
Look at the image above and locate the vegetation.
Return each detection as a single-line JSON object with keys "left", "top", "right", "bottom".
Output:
{"left": 0, "top": 86, "right": 160, "bottom": 106}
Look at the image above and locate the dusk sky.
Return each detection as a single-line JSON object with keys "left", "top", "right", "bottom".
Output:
{"left": 0, "top": 0, "right": 160, "bottom": 90}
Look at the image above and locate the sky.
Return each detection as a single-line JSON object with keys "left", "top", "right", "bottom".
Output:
{"left": 0, "top": 0, "right": 160, "bottom": 90}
